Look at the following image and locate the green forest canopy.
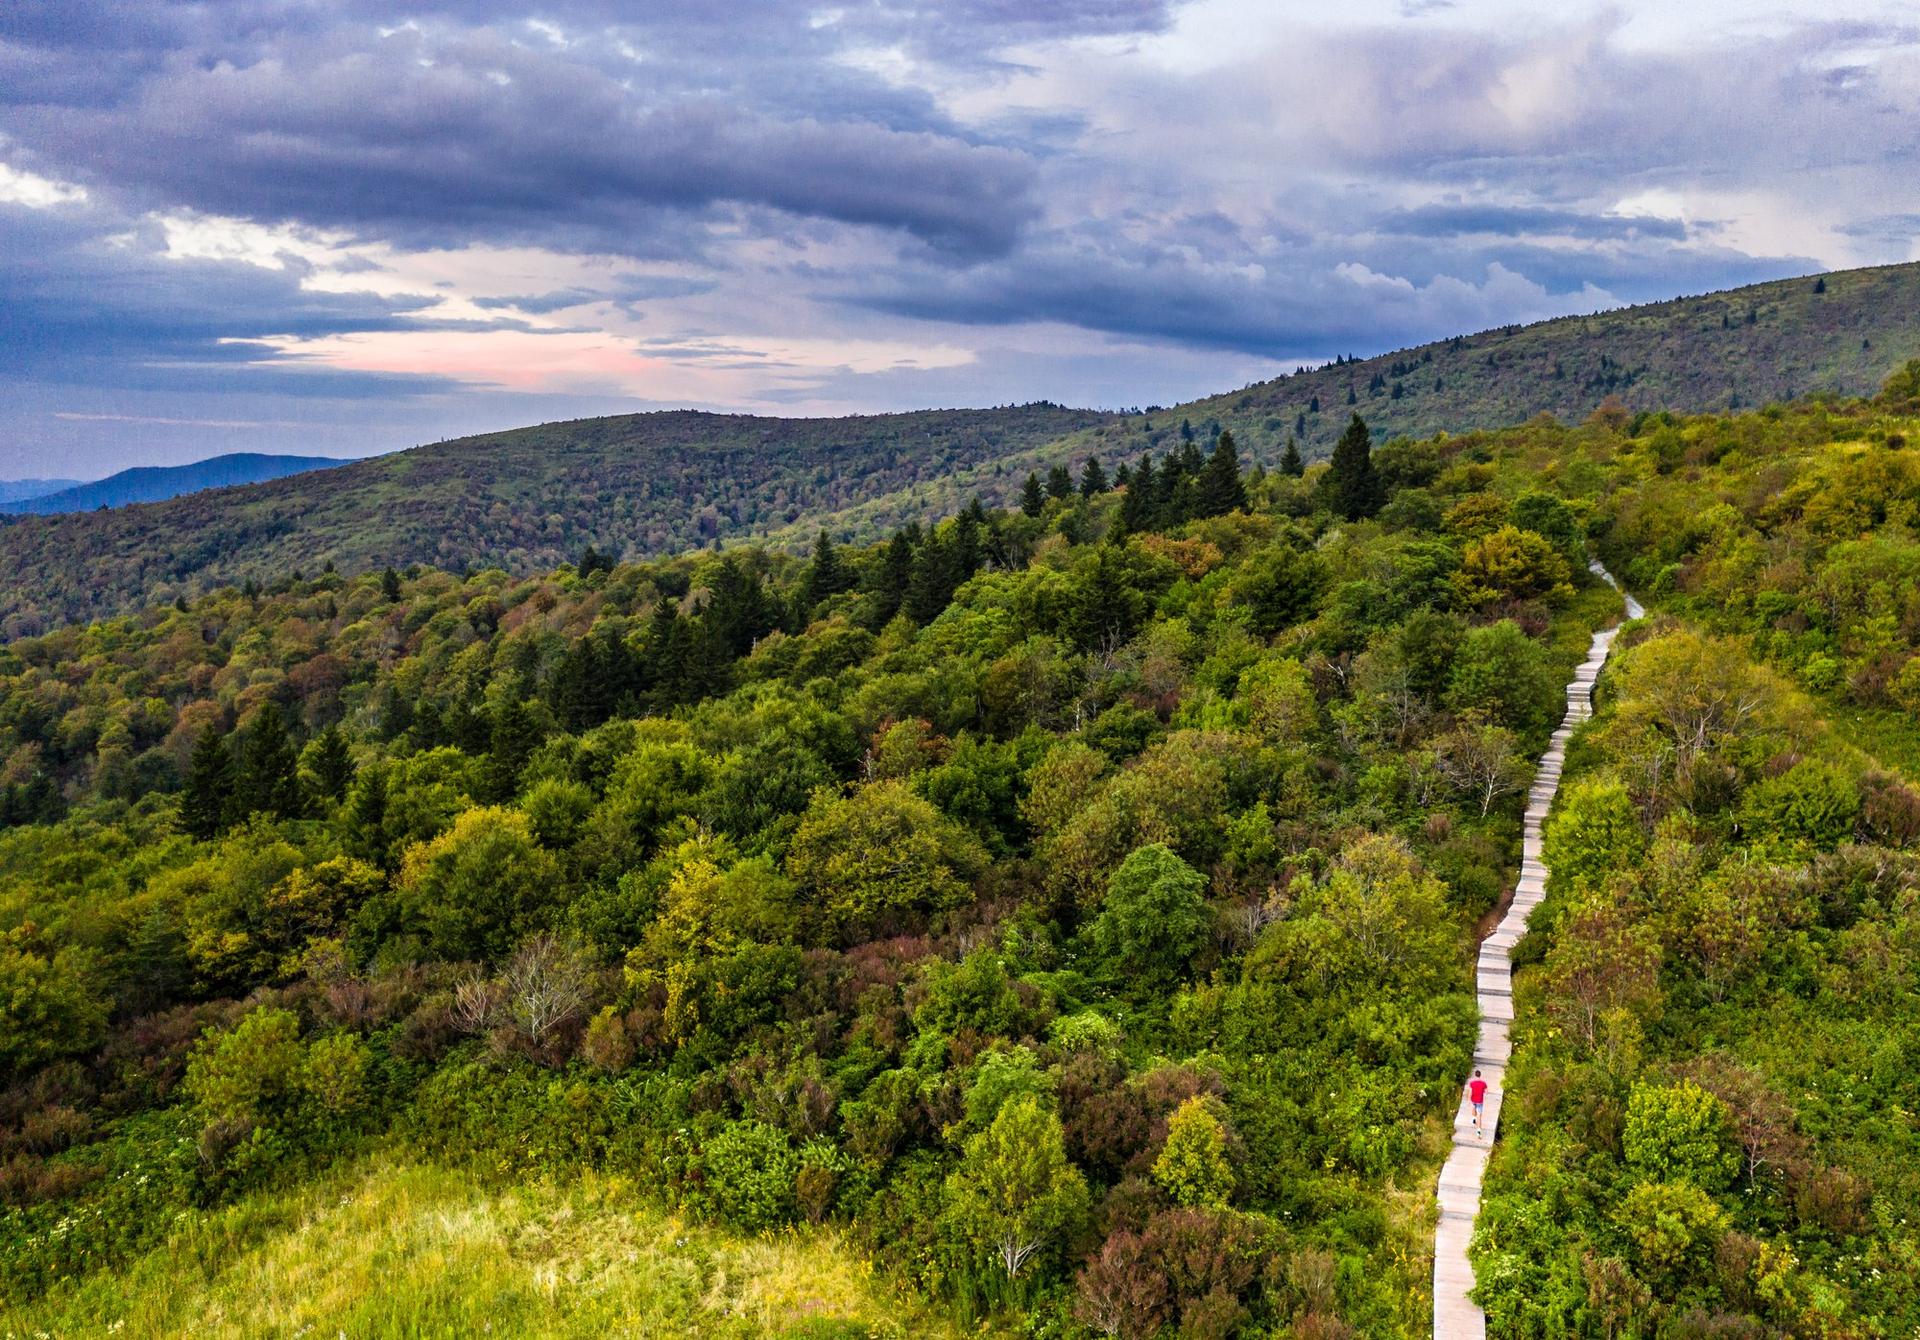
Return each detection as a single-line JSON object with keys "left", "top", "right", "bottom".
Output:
{"left": 1, "top": 369, "right": 1919, "bottom": 1337}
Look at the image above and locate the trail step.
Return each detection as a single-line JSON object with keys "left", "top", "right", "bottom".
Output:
{"left": 1433, "top": 563, "right": 1632, "bottom": 1340}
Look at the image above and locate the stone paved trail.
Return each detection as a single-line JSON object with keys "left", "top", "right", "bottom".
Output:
{"left": 1432, "top": 563, "right": 1643, "bottom": 1339}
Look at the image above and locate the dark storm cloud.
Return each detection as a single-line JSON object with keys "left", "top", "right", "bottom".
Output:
{"left": 0, "top": 203, "right": 458, "bottom": 397}
{"left": 0, "top": 0, "right": 1183, "bottom": 259}
{"left": 3, "top": 1, "right": 1919, "bottom": 475}
{"left": 472, "top": 276, "right": 718, "bottom": 316}
{"left": 2, "top": 33, "right": 1041, "bottom": 259}
{"left": 1375, "top": 204, "right": 1690, "bottom": 242}
{"left": 848, "top": 213, "right": 1815, "bottom": 357}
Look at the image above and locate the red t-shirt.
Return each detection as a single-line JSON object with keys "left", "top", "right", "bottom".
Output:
{"left": 1468, "top": 1079, "right": 1489, "bottom": 1104}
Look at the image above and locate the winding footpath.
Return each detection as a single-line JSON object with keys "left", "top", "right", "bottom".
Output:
{"left": 1432, "top": 563, "right": 1644, "bottom": 1339}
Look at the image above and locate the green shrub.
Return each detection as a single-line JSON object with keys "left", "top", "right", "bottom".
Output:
{"left": 1152, "top": 1096, "right": 1235, "bottom": 1209}
{"left": 1623, "top": 1080, "right": 1739, "bottom": 1192}
{"left": 692, "top": 1119, "right": 798, "bottom": 1231}
{"left": 1737, "top": 759, "right": 1860, "bottom": 850}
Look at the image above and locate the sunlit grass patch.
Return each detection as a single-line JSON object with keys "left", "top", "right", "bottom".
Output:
{"left": 0, "top": 1156, "right": 957, "bottom": 1339}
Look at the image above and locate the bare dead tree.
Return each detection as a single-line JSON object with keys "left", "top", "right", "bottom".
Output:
{"left": 503, "top": 933, "right": 595, "bottom": 1048}
{"left": 1433, "top": 719, "right": 1528, "bottom": 816}
{"left": 451, "top": 973, "right": 502, "bottom": 1035}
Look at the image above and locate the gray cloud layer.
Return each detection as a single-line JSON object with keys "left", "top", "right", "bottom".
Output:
{"left": 2, "top": 1, "right": 1917, "bottom": 473}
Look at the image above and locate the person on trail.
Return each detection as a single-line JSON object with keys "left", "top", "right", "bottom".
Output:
{"left": 1467, "top": 1070, "right": 1489, "bottom": 1130}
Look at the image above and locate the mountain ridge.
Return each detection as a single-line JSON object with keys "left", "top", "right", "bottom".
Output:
{"left": 2, "top": 260, "right": 1917, "bottom": 635}
{"left": 0, "top": 453, "right": 347, "bottom": 516}
{"left": 0, "top": 479, "right": 83, "bottom": 506}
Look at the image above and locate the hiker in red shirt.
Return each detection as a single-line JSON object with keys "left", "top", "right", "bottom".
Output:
{"left": 1467, "top": 1070, "right": 1489, "bottom": 1130}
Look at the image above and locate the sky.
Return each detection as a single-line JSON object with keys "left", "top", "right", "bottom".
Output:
{"left": 2, "top": 1, "right": 1918, "bottom": 478}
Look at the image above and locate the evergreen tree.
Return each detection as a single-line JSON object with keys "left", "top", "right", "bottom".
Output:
{"left": 549, "top": 636, "right": 606, "bottom": 731}
{"left": 1119, "top": 452, "right": 1158, "bottom": 532}
{"left": 1196, "top": 430, "right": 1247, "bottom": 516}
{"left": 235, "top": 704, "right": 303, "bottom": 821}
{"left": 867, "top": 529, "right": 916, "bottom": 628}
{"left": 1068, "top": 545, "right": 1149, "bottom": 652}
{"left": 121, "top": 904, "right": 190, "bottom": 1013}
{"left": 306, "top": 726, "right": 355, "bottom": 802}
{"left": 955, "top": 498, "right": 987, "bottom": 578}
{"left": 906, "top": 531, "right": 957, "bottom": 625}
{"left": 1021, "top": 472, "right": 1046, "bottom": 518}
{"left": 706, "top": 557, "right": 774, "bottom": 658}
{"left": 1327, "top": 413, "right": 1385, "bottom": 521}
{"left": 482, "top": 698, "right": 545, "bottom": 803}
{"left": 803, "top": 529, "right": 854, "bottom": 609}
{"left": 343, "top": 761, "right": 393, "bottom": 868}
{"left": 180, "top": 728, "right": 235, "bottom": 840}
{"left": 646, "top": 600, "right": 691, "bottom": 706}
{"left": 380, "top": 567, "right": 402, "bottom": 602}
{"left": 1280, "top": 435, "right": 1305, "bottom": 477}
{"left": 681, "top": 614, "right": 731, "bottom": 701}
{"left": 1079, "top": 456, "right": 1108, "bottom": 498}
{"left": 1045, "top": 464, "right": 1074, "bottom": 501}
{"left": 1161, "top": 443, "right": 1202, "bottom": 524}
{"left": 577, "top": 545, "right": 614, "bottom": 580}
{"left": 601, "top": 627, "right": 647, "bottom": 713}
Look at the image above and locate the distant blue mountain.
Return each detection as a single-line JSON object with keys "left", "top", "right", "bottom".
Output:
{"left": 0, "top": 479, "right": 83, "bottom": 505}
{"left": 0, "top": 454, "right": 346, "bottom": 515}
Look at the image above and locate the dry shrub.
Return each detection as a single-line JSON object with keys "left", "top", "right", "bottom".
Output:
{"left": 795, "top": 1164, "right": 836, "bottom": 1225}
{"left": 17, "top": 1104, "right": 91, "bottom": 1155}
{"left": 579, "top": 1006, "right": 636, "bottom": 1072}
{"left": 0, "top": 1152, "right": 103, "bottom": 1207}
{"left": 393, "top": 998, "right": 459, "bottom": 1064}
{"left": 1796, "top": 1165, "right": 1871, "bottom": 1236}
{"left": 1074, "top": 1229, "right": 1167, "bottom": 1339}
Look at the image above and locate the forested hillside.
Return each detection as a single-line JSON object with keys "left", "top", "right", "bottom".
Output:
{"left": 4, "top": 264, "right": 1918, "bottom": 637}
{"left": 1473, "top": 363, "right": 1920, "bottom": 1337}
{"left": 2, "top": 365, "right": 1917, "bottom": 1336}
{"left": 0, "top": 405, "right": 1110, "bottom": 637}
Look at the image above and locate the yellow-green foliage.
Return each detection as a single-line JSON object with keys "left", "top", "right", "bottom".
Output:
{"left": 0, "top": 1157, "right": 958, "bottom": 1339}
{"left": 1151, "top": 1095, "right": 1235, "bottom": 1209}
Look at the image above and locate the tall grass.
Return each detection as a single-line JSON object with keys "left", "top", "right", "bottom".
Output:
{"left": 0, "top": 1155, "right": 958, "bottom": 1339}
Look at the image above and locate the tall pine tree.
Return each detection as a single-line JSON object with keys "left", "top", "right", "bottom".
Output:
{"left": 804, "top": 529, "right": 854, "bottom": 608}
{"left": 867, "top": 529, "right": 916, "bottom": 628}
{"left": 1021, "top": 472, "right": 1046, "bottom": 518}
{"left": 707, "top": 557, "right": 775, "bottom": 658}
{"left": 236, "top": 703, "right": 303, "bottom": 820}
{"left": 1196, "top": 430, "right": 1247, "bottom": 516}
{"left": 305, "top": 726, "right": 355, "bottom": 803}
{"left": 1079, "top": 457, "right": 1108, "bottom": 498}
{"left": 647, "top": 599, "right": 691, "bottom": 706}
{"left": 482, "top": 698, "right": 545, "bottom": 803}
{"left": 954, "top": 499, "right": 987, "bottom": 579}
{"left": 905, "top": 530, "right": 957, "bottom": 624}
{"left": 1120, "top": 452, "right": 1158, "bottom": 532}
{"left": 1327, "top": 413, "right": 1384, "bottom": 521}
{"left": 180, "top": 728, "right": 235, "bottom": 839}
{"left": 344, "top": 762, "right": 393, "bottom": 868}
{"left": 1280, "top": 435, "right": 1305, "bottom": 477}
